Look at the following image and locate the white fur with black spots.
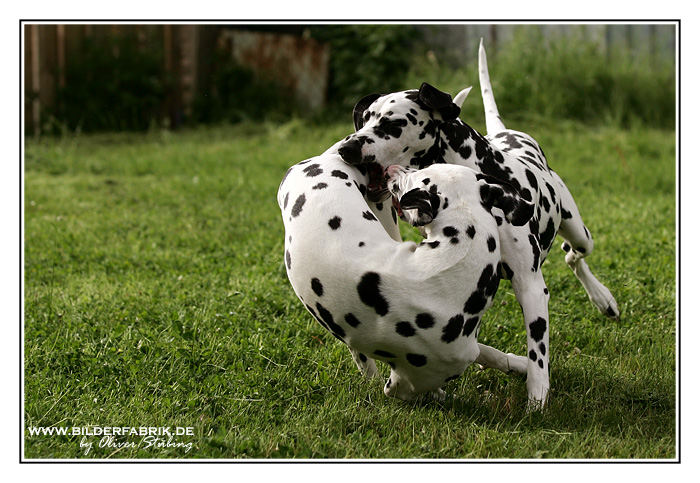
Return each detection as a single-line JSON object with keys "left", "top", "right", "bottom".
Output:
{"left": 278, "top": 145, "right": 532, "bottom": 401}
{"left": 337, "top": 40, "right": 619, "bottom": 408}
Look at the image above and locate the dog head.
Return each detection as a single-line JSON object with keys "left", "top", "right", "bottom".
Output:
{"left": 386, "top": 164, "right": 534, "bottom": 228}
{"left": 338, "top": 83, "right": 468, "bottom": 202}
{"left": 385, "top": 165, "right": 443, "bottom": 227}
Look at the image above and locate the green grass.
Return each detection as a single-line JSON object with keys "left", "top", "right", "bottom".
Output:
{"left": 24, "top": 117, "right": 675, "bottom": 459}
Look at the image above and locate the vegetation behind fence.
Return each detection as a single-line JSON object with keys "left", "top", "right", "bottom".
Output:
{"left": 408, "top": 27, "right": 676, "bottom": 129}
{"left": 24, "top": 24, "right": 676, "bottom": 134}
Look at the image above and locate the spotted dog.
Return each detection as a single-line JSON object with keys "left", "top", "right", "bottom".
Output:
{"left": 277, "top": 141, "right": 535, "bottom": 400}
{"left": 337, "top": 40, "right": 620, "bottom": 407}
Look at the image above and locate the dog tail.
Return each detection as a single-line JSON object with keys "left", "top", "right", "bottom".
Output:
{"left": 478, "top": 38, "right": 506, "bottom": 135}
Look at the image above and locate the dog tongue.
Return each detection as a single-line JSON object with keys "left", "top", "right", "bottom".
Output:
{"left": 392, "top": 196, "right": 403, "bottom": 218}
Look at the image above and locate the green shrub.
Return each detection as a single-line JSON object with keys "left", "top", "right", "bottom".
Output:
{"left": 46, "top": 26, "right": 674, "bottom": 133}
{"left": 54, "top": 33, "right": 167, "bottom": 132}
{"left": 408, "top": 27, "right": 675, "bottom": 129}
{"left": 310, "top": 25, "right": 421, "bottom": 109}
{"left": 494, "top": 28, "right": 674, "bottom": 128}
{"left": 50, "top": 30, "right": 296, "bottom": 132}
{"left": 192, "top": 47, "right": 296, "bottom": 125}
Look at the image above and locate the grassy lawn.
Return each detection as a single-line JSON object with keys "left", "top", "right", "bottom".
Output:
{"left": 24, "top": 118, "right": 676, "bottom": 459}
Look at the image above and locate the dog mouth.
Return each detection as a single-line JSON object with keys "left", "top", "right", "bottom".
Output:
{"left": 391, "top": 195, "right": 404, "bottom": 219}
{"left": 365, "top": 162, "right": 390, "bottom": 202}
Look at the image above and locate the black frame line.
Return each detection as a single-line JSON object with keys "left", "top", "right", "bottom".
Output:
{"left": 18, "top": 18, "right": 681, "bottom": 464}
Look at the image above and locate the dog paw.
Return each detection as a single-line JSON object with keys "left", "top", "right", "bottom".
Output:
{"left": 526, "top": 383, "right": 549, "bottom": 412}
{"left": 525, "top": 396, "right": 547, "bottom": 413}
{"left": 361, "top": 360, "right": 379, "bottom": 379}
{"left": 526, "top": 371, "right": 549, "bottom": 411}
{"left": 601, "top": 297, "right": 620, "bottom": 320}
{"left": 506, "top": 353, "right": 528, "bottom": 374}
{"left": 589, "top": 286, "right": 620, "bottom": 319}
{"left": 430, "top": 388, "right": 446, "bottom": 402}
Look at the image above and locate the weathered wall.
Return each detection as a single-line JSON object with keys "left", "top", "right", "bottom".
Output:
{"left": 222, "top": 29, "right": 330, "bottom": 111}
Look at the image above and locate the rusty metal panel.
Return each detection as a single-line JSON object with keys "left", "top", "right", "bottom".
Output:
{"left": 224, "top": 30, "right": 330, "bottom": 110}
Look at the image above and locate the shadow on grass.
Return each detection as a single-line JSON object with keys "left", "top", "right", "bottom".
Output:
{"left": 411, "top": 362, "right": 674, "bottom": 439}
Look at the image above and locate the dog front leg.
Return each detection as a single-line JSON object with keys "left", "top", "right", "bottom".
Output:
{"left": 349, "top": 348, "right": 379, "bottom": 379}
{"left": 369, "top": 200, "right": 402, "bottom": 242}
{"left": 476, "top": 343, "right": 528, "bottom": 374}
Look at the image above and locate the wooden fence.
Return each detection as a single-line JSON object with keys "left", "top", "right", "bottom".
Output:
{"left": 416, "top": 24, "right": 676, "bottom": 67}
{"left": 24, "top": 24, "right": 222, "bottom": 134}
{"left": 23, "top": 23, "right": 676, "bottom": 135}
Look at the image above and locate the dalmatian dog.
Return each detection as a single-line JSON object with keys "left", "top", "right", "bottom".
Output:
{"left": 277, "top": 140, "right": 536, "bottom": 401}
{"left": 337, "top": 40, "right": 620, "bottom": 407}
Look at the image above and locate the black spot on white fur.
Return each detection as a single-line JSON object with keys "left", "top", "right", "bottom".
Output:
{"left": 395, "top": 321, "right": 415, "bottom": 337}
{"left": 331, "top": 170, "right": 349, "bottom": 179}
{"left": 487, "top": 235, "right": 497, "bottom": 252}
{"left": 415, "top": 313, "right": 435, "bottom": 329}
{"left": 303, "top": 164, "right": 323, "bottom": 177}
{"left": 406, "top": 353, "right": 427, "bottom": 367}
{"left": 462, "top": 316, "right": 479, "bottom": 337}
{"left": 529, "top": 317, "right": 547, "bottom": 342}
{"left": 357, "top": 272, "right": 389, "bottom": 316}
{"left": 315, "top": 302, "right": 345, "bottom": 339}
{"left": 291, "top": 194, "right": 306, "bottom": 217}
{"left": 443, "top": 226, "right": 458, "bottom": 237}
{"left": 464, "top": 291, "right": 487, "bottom": 314}
{"left": 328, "top": 216, "right": 342, "bottom": 230}
{"left": 344, "top": 313, "right": 361, "bottom": 328}
{"left": 311, "top": 278, "right": 323, "bottom": 297}
{"left": 441, "top": 314, "right": 464, "bottom": 343}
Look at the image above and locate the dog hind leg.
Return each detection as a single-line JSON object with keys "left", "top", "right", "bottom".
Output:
{"left": 553, "top": 172, "right": 620, "bottom": 319}
{"left": 511, "top": 271, "right": 551, "bottom": 410}
{"left": 497, "top": 226, "right": 550, "bottom": 409}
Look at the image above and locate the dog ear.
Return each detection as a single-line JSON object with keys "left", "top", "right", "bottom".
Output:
{"left": 418, "top": 83, "right": 461, "bottom": 121}
{"left": 452, "top": 86, "right": 472, "bottom": 109}
{"left": 353, "top": 93, "right": 382, "bottom": 131}
{"left": 399, "top": 188, "right": 437, "bottom": 226}
{"left": 476, "top": 174, "right": 534, "bottom": 226}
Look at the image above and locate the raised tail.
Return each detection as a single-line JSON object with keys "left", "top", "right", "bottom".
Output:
{"left": 478, "top": 38, "right": 506, "bottom": 135}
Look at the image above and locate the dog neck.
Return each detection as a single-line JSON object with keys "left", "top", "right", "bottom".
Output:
{"left": 427, "top": 120, "right": 510, "bottom": 177}
{"left": 402, "top": 126, "right": 445, "bottom": 169}
{"left": 421, "top": 200, "right": 474, "bottom": 245}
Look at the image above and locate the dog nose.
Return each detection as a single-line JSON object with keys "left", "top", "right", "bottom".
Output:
{"left": 338, "top": 139, "right": 362, "bottom": 164}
